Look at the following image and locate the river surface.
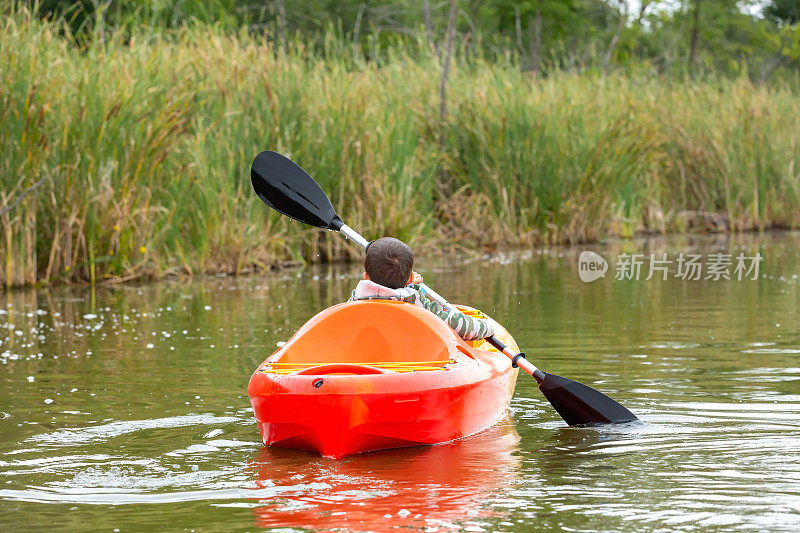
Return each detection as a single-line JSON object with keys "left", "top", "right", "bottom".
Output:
{"left": 1, "top": 232, "right": 799, "bottom": 532}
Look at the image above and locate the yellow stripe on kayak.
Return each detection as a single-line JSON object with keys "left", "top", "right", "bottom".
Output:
{"left": 264, "top": 361, "right": 452, "bottom": 367}
{"left": 259, "top": 360, "right": 454, "bottom": 374}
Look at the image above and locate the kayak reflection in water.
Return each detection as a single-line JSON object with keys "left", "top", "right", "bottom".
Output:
{"left": 247, "top": 420, "right": 521, "bottom": 531}
{"left": 348, "top": 237, "right": 495, "bottom": 341}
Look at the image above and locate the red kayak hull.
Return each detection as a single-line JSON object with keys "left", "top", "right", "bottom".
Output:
{"left": 248, "top": 301, "right": 518, "bottom": 458}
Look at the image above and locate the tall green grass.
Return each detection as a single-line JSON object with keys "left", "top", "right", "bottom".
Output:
{"left": 2, "top": 8, "right": 799, "bottom": 287}
{"left": 444, "top": 72, "right": 800, "bottom": 244}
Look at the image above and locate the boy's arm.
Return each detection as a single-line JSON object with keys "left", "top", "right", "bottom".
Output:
{"left": 407, "top": 284, "right": 494, "bottom": 341}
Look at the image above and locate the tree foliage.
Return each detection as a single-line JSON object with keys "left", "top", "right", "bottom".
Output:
{"left": 765, "top": 0, "right": 800, "bottom": 25}
{"left": 19, "top": 0, "right": 800, "bottom": 79}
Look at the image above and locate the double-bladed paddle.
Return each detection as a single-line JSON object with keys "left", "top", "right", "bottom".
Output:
{"left": 251, "top": 150, "right": 640, "bottom": 426}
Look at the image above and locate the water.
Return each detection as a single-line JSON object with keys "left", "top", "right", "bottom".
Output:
{"left": 1, "top": 232, "right": 799, "bottom": 531}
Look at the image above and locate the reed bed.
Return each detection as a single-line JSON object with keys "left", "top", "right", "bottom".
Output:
{"left": 2, "top": 9, "right": 799, "bottom": 287}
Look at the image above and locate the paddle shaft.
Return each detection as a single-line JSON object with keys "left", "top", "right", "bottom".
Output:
{"left": 337, "top": 223, "right": 545, "bottom": 383}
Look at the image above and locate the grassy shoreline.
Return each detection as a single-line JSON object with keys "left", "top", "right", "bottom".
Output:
{"left": 2, "top": 9, "right": 799, "bottom": 288}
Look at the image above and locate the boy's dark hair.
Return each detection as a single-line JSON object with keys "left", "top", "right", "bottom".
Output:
{"left": 365, "top": 237, "right": 414, "bottom": 289}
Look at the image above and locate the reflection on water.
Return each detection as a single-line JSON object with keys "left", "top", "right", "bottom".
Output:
{"left": 1, "top": 232, "right": 799, "bottom": 531}
{"left": 248, "top": 422, "right": 520, "bottom": 531}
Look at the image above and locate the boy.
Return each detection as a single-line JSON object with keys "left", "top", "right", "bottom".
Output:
{"left": 349, "top": 237, "right": 494, "bottom": 341}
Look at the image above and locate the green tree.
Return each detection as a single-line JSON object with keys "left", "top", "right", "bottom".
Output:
{"left": 765, "top": 0, "right": 800, "bottom": 25}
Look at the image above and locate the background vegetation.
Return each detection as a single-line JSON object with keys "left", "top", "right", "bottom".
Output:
{"left": 2, "top": 1, "right": 800, "bottom": 287}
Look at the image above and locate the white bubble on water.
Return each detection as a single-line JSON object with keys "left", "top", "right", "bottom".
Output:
{"left": 203, "top": 428, "right": 223, "bottom": 439}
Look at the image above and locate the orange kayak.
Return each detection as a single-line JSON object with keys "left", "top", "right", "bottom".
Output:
{"left": 247, "top": 300, "right": 519, "bottom": 458}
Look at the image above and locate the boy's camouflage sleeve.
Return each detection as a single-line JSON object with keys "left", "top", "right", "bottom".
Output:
{"left": 407, "top": 284, "right": 494, "bottom": 341}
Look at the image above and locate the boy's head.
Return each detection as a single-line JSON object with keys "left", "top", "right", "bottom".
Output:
{"left": 364, "top": 237, "right": 414, "bottom": 289}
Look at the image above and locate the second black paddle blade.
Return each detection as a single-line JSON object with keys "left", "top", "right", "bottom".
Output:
{"left": 251, "top": 151, "right": 342, "bottom": 230}
{"left": 539, "top": 373, "right": 640, "bottom": 426}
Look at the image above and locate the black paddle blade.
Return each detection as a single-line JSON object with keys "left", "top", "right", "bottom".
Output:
{"left": 539, "top": 373, "right": 640, "bottom": 426}
{"left": 251, "top": 151, "right": 342, "bottom": 230}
